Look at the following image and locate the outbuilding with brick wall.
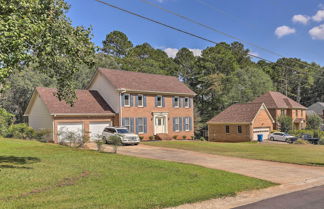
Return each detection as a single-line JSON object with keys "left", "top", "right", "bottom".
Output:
{"left": 207, "top": 103, "right": 274, "bottom": 142}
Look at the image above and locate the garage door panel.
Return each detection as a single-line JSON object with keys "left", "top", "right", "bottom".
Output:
{"left": 57, "top": 122, "right": 83, "bottom": 142}
{"left": 253, "top": 128, "right": 270, "bottom": 141}
{"left": 89, "top": 122, "right": 112, "bottom": 141}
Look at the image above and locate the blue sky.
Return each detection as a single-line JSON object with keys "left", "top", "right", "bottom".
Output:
{"left": 66, "top": 0, "right": 324, "bottom": 65}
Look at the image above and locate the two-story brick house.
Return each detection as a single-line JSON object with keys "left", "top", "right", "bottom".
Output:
{"left": 251, "top": 91, "right": 307, "bottom": 130}
{"left": 25, "top": 68, "right": 196, "bottom": 142}
{"left": 88, "top": 69, "right": 196, "bottom": 140}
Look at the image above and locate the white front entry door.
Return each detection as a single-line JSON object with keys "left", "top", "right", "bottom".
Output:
{"left": 89, "top": 121, "right": 112, "bottom": 141}
{"left": 155, "top": 116, "right": 166, "bottom": 134}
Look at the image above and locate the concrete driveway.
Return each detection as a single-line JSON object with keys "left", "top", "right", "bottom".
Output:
{"left": 85, "top": 143, "right": 324, "bottom": 209}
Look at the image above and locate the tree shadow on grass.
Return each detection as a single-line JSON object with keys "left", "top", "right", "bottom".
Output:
{"left": 0, "top": 156, "right": 41, "bottom": 169}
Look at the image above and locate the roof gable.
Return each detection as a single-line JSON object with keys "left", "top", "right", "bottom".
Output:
{"left": 251, "top": 91, "right": 306, "bottom": 109}
{"left": 207, "top": 103, "right": 267, "bottom": 124}
{"left": 25, "top": 87, "right": 115, "bottom": 115}
{"left": 96, "top": 68, "right": 196, "bottom": 96}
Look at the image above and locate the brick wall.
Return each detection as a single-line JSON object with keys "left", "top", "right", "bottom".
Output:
{"left": 208, "top": 124, "right": 251, "bottom": 142}
{"left": 252, "top": 108, "right": 273, "bottom": 130}
{"left": 121, "top": 94, "right": 194, "bottom": 140}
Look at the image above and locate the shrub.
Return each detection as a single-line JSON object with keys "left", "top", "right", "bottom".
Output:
{"left": 109, "top": 135, "right": 122, "bottom": 153}
{"left": 319, "top": 137, "right": 324, "bottom": 145}
{"left": 182, "top": 135, "right": 187, "bottom": 140}
{"left": 200, "top": 137, "right": 206, "bottom": 141}
{"left": 191, "top": 136, "right": 195, "bottom": 140}
{"left": 0, "top": 108, "right": 14, "bottom": 136}
{"left": 139, "top": 136, "right": 144, "bottom": 141}
{"left": 306, "top": 114, "right": 323, "bottom": 130}
{"left": 293, "top": 139, "right": 310, "bottom": 145}
{"left": 149, "top": 136, "right": 154, "bottom": 140}
{"left": 172, "top": 135, "right": 178, "bottom": 140}
{"left": 277, "top": 115, "right": 292, "bottom": 133}
{"left": 33, "top": 129, "right": 52, "bottom": 142}
{"left": 7, "top": 123, "right": 34, "bottom": 139}
{"left": 95, "top": 140, "right": 104, "bottom": 152}
{"left": 57, "top": 130, "right": 83, "bottom": 148}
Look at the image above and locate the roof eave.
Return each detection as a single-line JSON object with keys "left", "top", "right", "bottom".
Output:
{"left": 116, "top": 88, "right": 196, "bottom": 96}
{"left": 51, "top": 113, "right": 115, "bottom": 116}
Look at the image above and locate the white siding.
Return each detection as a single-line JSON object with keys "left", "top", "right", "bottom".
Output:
{"left": 89, "top": 73, "right": 120, "bottom": 113}
{"left": 29, "top": 95, "right": 53, "bottom": 130}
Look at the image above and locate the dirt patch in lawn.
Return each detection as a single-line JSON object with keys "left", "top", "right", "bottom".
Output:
{"left": 3, "top": 170, "right": 90, "bottom": 200}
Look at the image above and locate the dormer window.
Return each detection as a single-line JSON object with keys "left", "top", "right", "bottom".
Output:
{"left": 184, "top": 97, "right": 190, "bottom": 108}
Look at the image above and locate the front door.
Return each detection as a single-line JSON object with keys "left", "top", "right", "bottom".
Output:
{"left": 155, "top": 116, "right": 166, "bottom": 134}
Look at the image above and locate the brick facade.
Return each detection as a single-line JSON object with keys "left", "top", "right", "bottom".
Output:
{"left": 208, "top": 107, "right": 273, "bottom": 142}
{"left": 120, "top": 94, "right": 194, "bottom": 140}
{"left": 208, "top": 124, "right": 250, "bottom": 142}
{"left": 269, "top": 108, "right": 306, "bottom": 130}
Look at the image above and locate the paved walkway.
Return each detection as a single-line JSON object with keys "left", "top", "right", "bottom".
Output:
{"left": 84, "top": 143, "right": 324, "bottom": 209}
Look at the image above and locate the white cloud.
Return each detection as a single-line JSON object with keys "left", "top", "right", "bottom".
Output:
{"left": 312, "top": 10, "right": 324, "bottom": 22}
{"left": 189, "top": 49, "right": 202, "bottom": 57}
{"left": 274, "top": 26, "right": 296, "bottom": 38}
{"left": 292, "top": 14, "right": 310, "bottom": 24}
{"left": 163, "top": 48, "right": 179, "bottom": 58}
{"left": 309, "top": 24, "right": 324, "bottom": 40}
{"left": 163, "top": 48, "right": 202, "bottom": 58}
{"left": 249, "top": 51, "right": 259, "bottom": 57}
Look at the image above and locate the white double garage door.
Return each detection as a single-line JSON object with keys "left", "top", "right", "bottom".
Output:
{"left": 57, "top": 121, "right": 111, "bottom": 142}
{"left": 252, "top": 127, "right": 270, "bottom": 141}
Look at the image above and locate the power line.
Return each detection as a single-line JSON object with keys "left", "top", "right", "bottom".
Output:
{"left": 94, "top": 0, "right": 323, "bottom": 78}
{"left": 140, "top": 0, "right": 324, "bottom": 74}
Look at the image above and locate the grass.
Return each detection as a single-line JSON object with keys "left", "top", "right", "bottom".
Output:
{"left": 0, "top": 139, "right": 274, "bottom": 209}
{"left": 143, "top": 141, "right": 324, "bottom": 166}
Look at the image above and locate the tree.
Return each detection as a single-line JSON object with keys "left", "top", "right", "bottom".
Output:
{"left": 0, "top": 66, "right": 56, "bottom": 122}
{"left": 306, "top": 114, "right": 323, "bottom": 130}
{"left": 122, "top": 43, "right": 177, "bottom": 75}
{"left": 277, "top": 115, "right": 292, "bottom": 133}
{"left": 1, "top": 0, "right": 95, "bottom": 104}
{"left": 0, "top": 108, "right": 14, "bottom": 136}
{"left": 174, "top": 48, "right": 197, "bottom": 85}
{"left": 102, "top": 31, "right": 133, "bottom": 57}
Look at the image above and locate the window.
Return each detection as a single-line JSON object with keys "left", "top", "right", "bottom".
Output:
{"left": 184, "top": 97, "right": 190, "bottom": 108}
{"left": 174, "top": 96, "right": 179, "bottom": 107}
{"left": 238, "top": 126, "right": 242, "bottom": 134}
{"left": 184, "top": 117, "right": 190, "bottom": 131}
{"left": 124, "top": 94, "right": 130, "bottom": 106}
{"left": 107, "top": 128, "right": 116, "bottom": 133}
{"left": 156, "top": 95, "right": 162, "bottom": 107}
{"left": 225, "top": 125, "right": 230, "bottom": 133}
{"left": 123, "top": 118, "right": 130, "bottom": 131}
{"left": 137, "top": 118, "right": 144, "bottom": 133}
{"left": 301, "top": 110, "right": 304, "bottom": 117}
{"left": 137, "top": 94, "right": 143, "bottom": 107}
{"left": 116, "top": 128, "right": 129, "bottom": 134}
{"left": 174, "top": 117, "right": 180, "bottom": 131}
{"left": 281, "top": 109, "right": 286, "bottom": 115}
{"left": 295, "top": 110, "right": 298, "bottom": 117}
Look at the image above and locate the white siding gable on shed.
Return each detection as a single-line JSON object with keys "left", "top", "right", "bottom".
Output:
{"left": 89, "top": 73, "right": 120, "bottom": 113}
{"left": 28, "top": 94, "right": 53, "bottom": 130}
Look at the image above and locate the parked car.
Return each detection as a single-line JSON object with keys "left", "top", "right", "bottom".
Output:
{"left": 102, "top": 127, "right": 140, "bottom": 145}
{"left": 268, "top": 132, "right": 297, "bottom": 143}
{"left": 299, "top": 134, "right": 320, "bottom": 144}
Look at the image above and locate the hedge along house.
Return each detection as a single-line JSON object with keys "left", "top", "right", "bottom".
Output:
{"left": 88, "top": 68, "right": 196, "bottom": 140}
{"left": 24, "top": 87, "right": 116, "bottom": 143}
{"left": 207, "top": 103, "right": 274, "bottom": 142}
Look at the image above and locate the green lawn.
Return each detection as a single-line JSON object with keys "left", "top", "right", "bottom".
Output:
{"left": 143, "top": 141, "right": 324, "bottom": 166}
{"left": 0, "top": 139, "right": 274, "bottom": 209}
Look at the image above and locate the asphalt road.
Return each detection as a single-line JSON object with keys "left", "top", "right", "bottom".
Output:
{"left": 234, "top": 186, "right": 324, "bottom": 209}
